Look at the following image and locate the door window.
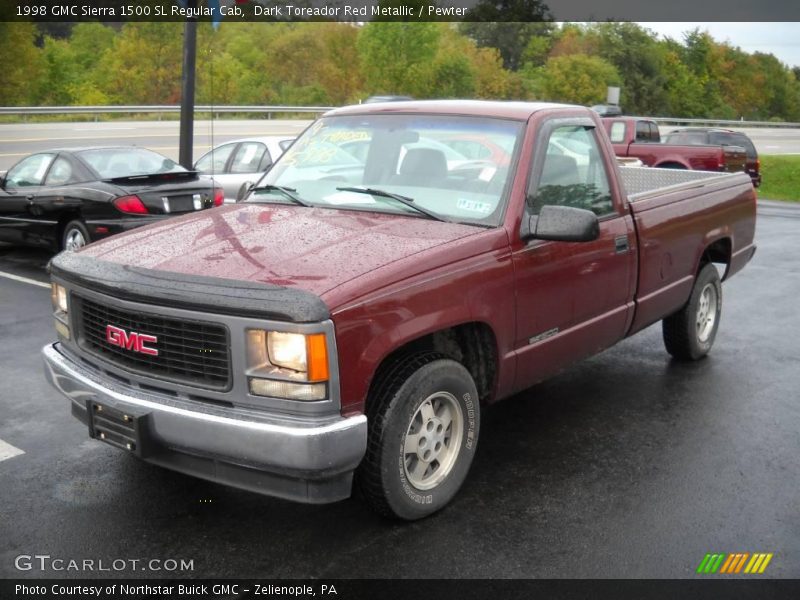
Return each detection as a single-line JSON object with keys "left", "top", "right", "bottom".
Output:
{"left": 195, "top": 143, "right": 235, "bottom": 173}
{"left": 44, "top": 157, "right": 75, "bottom": 186}
{"left": 635, "top": 120, "right": 653, "bottom": 142}
{"left": 608, "top": 122, "right": 626, "bottom": 143}
{"left": 530, "top": 126, "right": 614, "bottom": 217}
{"left": 230, "top": 142, "right": 268, "bottom": 174}
{"left": 5, "top": 154, "right": 55, "bottom": 188}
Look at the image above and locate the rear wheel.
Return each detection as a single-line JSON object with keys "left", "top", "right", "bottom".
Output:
{"left": 356, "top": 353, "right": 480, "bottom": 520}
{"left": 663, "top": 262, "right": 722, "bottom": 360}
{"left": 61, "top": 219, "right": 90, "bottom": 252}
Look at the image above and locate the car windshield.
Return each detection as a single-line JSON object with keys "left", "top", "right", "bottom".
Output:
{"left": 77, "top": 148, "right": 186, "bottom": 179}
{"left": 254, "top": 114, "right": 524, "bottom": 227}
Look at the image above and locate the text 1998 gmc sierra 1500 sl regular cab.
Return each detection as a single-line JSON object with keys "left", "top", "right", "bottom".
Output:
{"left": 43, "top": 101, "right": 756, "bottom": 520}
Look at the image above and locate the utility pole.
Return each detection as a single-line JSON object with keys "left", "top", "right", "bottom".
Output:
{"left": 178, "top": 1, "right": 198, "bottom": 169}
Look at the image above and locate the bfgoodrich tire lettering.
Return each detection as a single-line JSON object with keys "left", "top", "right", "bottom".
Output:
{"left": 356, "top": 353, "right": 480, "bottom": 520}
{"left": 663, "top": 262, "right": 722, "bottom": 360}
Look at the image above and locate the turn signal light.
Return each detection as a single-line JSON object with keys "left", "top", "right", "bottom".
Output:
{"left": 113, "top": 195, "right": 149, "bottom": 214}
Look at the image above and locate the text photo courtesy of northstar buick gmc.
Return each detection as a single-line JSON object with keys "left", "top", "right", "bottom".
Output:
{"left": 42, "top": 101, "right": 756, "bottom": 520}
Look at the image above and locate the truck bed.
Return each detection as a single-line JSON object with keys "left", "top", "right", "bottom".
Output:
{"left": 620, "top": 167, "right": 736, "bottom": 200}
{"left": 622, "top": 168, "right": 756, "bottom": 336}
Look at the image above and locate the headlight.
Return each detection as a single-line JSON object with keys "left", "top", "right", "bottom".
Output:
{"left": 51, "top": 283, "right": 70, "bottom": 339}
{"left": 51, "top": 283, "right": 68, "bottom": 314}
{"left": 246, "top": 329, "right": 330, "bottom": 401}
{"left": 268, "top": 331, "right": 308, "bottom": 373}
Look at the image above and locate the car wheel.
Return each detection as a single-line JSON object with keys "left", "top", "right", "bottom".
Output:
{"left": 663, "top": 262, "right": 722, "bottom": 360}
{"left": 356, "top": 353, "right": 480, "bottom": 520}
{"left": 62, "top": 219, "right": 91, "bottom": 252}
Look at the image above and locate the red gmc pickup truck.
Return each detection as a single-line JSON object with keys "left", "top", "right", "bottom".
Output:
{"left": 43, "top": 101, "right": 756, "bottom": 520}
{"left": 602, "top": 116, "right": 748, "bottom": 173}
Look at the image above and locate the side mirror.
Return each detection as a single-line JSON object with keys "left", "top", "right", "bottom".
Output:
{"left": 236, "top": 181, "right": 255, "bottom": 202}
{"left": 528, "top": 204, "right": 599, "bottom": 242}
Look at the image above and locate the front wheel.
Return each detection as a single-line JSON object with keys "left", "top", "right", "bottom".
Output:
{"left": 356, "top": 354, "right": 480, "bottom": 520}
{"left": 663, "top": 262, "right": 722, "bottom": 360}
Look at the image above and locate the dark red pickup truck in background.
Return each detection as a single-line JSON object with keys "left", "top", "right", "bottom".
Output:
{"left": 663, "top": 127, "right": 761, "bottom": 187}
{"left": 43, "top": 101, "right": 757, "bottom": 520}
{"left": 603, "top": 116, "right": 748, "bottom": 173}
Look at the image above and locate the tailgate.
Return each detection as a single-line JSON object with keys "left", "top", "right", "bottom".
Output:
{"left": 721, "top": 145, "right": 747, "bottom": 173}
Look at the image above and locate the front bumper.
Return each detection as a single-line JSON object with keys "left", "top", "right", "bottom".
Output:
{"left": 42, "top": 343, "right": 368, "bottom": 504}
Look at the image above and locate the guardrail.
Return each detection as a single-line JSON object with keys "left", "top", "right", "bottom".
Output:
{"left": 0, "top": 106, "right": 799, "bottom": 128}
{"left": 647, "top": 117, "right": 799, "bottom": 129}
{"left": 0, "top": 105, "right": 336, "bottom": 117}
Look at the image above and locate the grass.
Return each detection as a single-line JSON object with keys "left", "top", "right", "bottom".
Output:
{"left": 758, "top": 155, "right": 800, "bottom": 202}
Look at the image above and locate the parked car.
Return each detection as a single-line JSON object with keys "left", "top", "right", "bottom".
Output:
{"left": 602, "top": 117, "right": 747, "bottom": 173}
{"left": 43, "top": 101, "right": 756, "bottom": 520}
{"left": 363, "top": 95, "right": 414, "bottom": 104}
{"left": 0, "top": 147, "right": 222, "bottom": 251}
{"left": 194, "top": 136, "right": 295, "bottom": 202}
{"left": 663, "top": 128, "right": 761, "bottom": 187}
{"left": 591, "top": 104, "right": 623, "bottom": 117}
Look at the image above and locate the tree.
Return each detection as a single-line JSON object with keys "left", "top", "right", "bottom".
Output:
{"left": 460, "top": 1, "right": 553, "bottom": 72}
{"left": 525, "top": 54, "right": 621, "bottom": 105}
{"left": 357, "top": 22, "right": 440, "bottom": 94}
{"left": 585, "top": 23, "right": 668, "bottom": 115}
{"left": 93, "top": 23, "right": 184, "bottom": 104}
{"left": 0, "top": 23, "right": 44, "bottom": 105}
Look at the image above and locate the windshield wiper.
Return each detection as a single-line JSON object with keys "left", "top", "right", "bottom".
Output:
{"left": 335, "top": 186, "right": 449, "bottom": 222}
{"left": 250, "top": 184, "right": 312, "bottom": 207}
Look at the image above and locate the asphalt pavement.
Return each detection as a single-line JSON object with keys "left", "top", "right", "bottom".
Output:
{"left": 1, "top": 120, "right": 799, "bottom": 172}
{"left": 0, "top": 202, "right": 798, "bottom": 579}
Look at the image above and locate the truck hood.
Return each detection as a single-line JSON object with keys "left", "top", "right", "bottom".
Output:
{"left": 79, "top": 203, "right": 481, "bottom": 297}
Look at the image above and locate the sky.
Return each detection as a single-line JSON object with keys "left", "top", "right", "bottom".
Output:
{"left": 636, "top": 22, "right": 800, "bottom": 68}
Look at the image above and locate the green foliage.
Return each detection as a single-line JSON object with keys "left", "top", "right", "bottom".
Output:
{"left": 0, "top": 23, "right": 44, "bottom": 105}
{"left": 461, "top": 18, "right": 553, "bottom": 71}
{"left": 357, "top": 22, "right": 440, "bottom": 94}
{"left": 585, "top": 23, "right": 668, "bottom": 115}
{"left": 525, "top": 54, "right": 621, "bottom": 105}
{"left": 2, "top": 21, "right": 798, "bottom": 123}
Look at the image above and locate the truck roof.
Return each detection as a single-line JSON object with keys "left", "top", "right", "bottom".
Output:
{"left": 326, "top": 99, "right": 579, "bottom": 121}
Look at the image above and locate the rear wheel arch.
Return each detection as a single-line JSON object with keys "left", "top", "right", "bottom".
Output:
{"left": 698, "top": 236, "right": 732, "bottom": 280}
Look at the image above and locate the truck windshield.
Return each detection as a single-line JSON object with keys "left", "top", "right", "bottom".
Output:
{"left": 253, "top": 114, "right": 524, "bottom": 227}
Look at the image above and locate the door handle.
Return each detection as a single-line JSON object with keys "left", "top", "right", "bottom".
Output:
{"left": 615, "top": 235, "right": 629, "bottom": 254}
{"left": 26, "top": 195, "right": 34, "bottom": 201}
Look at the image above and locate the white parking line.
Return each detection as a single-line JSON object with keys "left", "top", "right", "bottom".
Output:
{"left": 0, "top": 270, "right": 50, "bottom": 288}
{"left": 0, "top": 438, "right": 24, "bottom": 462}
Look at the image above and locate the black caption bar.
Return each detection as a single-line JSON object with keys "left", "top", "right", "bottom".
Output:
{"left": 3, "top": 580, "right": 800, "bottom": 600}
{"left": 1, "top": 0, "right": 799, "bottom": 22}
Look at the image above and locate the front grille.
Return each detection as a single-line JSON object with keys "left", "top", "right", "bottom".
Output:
{"left": 76, "top": 296, "right": 231, "bottom": 390}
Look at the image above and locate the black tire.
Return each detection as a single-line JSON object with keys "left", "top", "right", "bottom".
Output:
{"left": 663, "top": 262, "right": 722, "bottom": 360}
{"left": 356, "top": 353, "right": 480, "bottom": 520}
{"left": 61, "top": 219, "right": 91, "bottom": 252}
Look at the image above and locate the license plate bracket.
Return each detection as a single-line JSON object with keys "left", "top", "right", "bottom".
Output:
{"left": 87, "top": 401, "right": 153, "bottom": 458}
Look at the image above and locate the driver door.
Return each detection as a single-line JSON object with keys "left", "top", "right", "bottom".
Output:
{"left": 0, "top": 153, "right": 55, "bottom": 244}
{"left": 511, "top": 119, "right": 636, "bottom": 392}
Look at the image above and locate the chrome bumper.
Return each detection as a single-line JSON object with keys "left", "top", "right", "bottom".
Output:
{"left": 42, "top": 343, "right": 367, "bottom": 503}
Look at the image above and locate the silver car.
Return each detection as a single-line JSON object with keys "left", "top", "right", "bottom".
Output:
{"left": 194, "top": 136, "right": 295, "bottom": 202}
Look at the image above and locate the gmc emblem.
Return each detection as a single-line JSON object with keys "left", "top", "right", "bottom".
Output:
{"left": 105, "top": 325, "right": 159, "bottom": 356}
